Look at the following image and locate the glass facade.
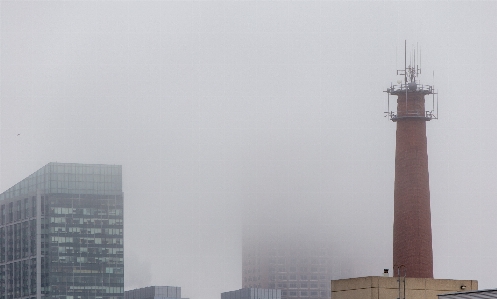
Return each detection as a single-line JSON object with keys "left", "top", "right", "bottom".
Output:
{"left": 125, "top": 286, "right": 182, "bottom": 299}
{"left": 0, "top": 163, "right": 123, "bottom": 299}
{"left": 221, "top": 288, "right": 280, "bottom": 299}
{"left": 242, "top": 227, "right": 332, "bottom": 299}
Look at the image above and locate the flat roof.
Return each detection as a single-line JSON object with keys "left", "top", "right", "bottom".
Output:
{"left": 0, "top": 162, "right": 122, "bottom": 200}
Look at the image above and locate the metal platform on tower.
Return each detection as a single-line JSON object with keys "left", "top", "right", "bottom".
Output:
{"left": 384, "top": 40, "right": 438, "bottom": 122}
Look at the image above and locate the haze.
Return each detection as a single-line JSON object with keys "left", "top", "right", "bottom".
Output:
{"left": 2, "top": 2, "right": 497, "bottom": 299}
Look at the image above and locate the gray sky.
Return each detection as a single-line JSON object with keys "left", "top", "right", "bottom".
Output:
{"left": 2, "top": 1, "right": 497, "bottom": 299}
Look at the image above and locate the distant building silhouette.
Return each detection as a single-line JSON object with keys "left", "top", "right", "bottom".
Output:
{"left": 242, "top": 226, "right": 332, "bottom": 299}
{"left": 222, "top": 288, "right": 280, "bottom": 299}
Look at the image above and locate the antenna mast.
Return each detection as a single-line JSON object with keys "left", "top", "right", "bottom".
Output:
{"left": 404, "top": 40, "right": 407, "bottom": 84}
{"left": 384, "top": 40, "right": 438, "bottom": 122}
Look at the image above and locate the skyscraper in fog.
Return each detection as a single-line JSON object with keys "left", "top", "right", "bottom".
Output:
{"left": 242, "top": 226, "right": 332, "bottom": 299}
{"left": 0, "top": 162, "right": 124, "bottom": 299}
{"left": 222, "top": 288, "right": 280, "bottom": 299}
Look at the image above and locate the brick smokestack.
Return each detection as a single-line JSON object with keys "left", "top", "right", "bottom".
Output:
{"left": 392, "top": 90, "right": 434, "bottom": 278}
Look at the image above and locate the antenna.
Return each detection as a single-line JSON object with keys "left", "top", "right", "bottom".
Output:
{"left": 418, "top": 43, "right": 421, "bottom": 75}
{"left": 404, "top": 40, "right": 407, "bottom": 84}
{"left": 417, "top": 43, "right": 421, "bottom": 77}
{"left": 384, "top": 40, "right": 438, "bottom": 122}
{"left": 396, "top": 45, "right": 398, "bottom": 71}
{"left": 412, "top": 45, "right": 416, "bottom": 67}
{"left": 433, "top": 71, "right": 435, "bottom": 112}
{"left": 410, "top": 48, "right": 412, "bottom": 71}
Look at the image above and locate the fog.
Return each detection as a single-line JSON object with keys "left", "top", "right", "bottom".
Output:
{"left": 2, "top": 1, "right": 497, "bottom": 299}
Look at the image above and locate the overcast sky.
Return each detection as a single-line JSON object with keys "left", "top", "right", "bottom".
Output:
{"left": 2, "top": 1, "right": 497, "bottom": 299}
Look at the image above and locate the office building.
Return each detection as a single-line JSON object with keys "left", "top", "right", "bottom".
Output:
{"left": 0, "top": 162, "right": 124, "bottom": 299}
{"left": 242, "top": 227, "right": 332, "bottom": 299}
{"left": 221, "top": 288, "right": 280, "bottom": 299}
{"left": 125, "top": 286, "right": 183, "bottom": 299}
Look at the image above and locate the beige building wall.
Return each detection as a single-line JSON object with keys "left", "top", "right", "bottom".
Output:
{"left": 331, "top": 276, "right": 478, "bottom": 299}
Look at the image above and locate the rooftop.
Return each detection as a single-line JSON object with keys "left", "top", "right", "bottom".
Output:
{"left": 0, "top": 162, "right": 122, "bottom": 200}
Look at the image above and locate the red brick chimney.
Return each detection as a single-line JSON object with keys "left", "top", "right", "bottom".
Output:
{"left": 393, "top": 91, "right": 433, "bottom": 278}
{"left": 385, "top": 43, "right": 437, "bottom": 278}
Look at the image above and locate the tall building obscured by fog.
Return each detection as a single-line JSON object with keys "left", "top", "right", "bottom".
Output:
{"left": 0, "top": 162, "right": 124, "bottom": 299}
{"left": 221, "top": 288, "right": 280, "bottom": 299}
{"left": 242, "top": 226, "right": 333, "bottom": 299}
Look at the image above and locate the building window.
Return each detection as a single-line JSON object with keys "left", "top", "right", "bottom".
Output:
{"left": 16, "top": 201, "right": 21, "bottom": 220}
{"left": 8, "top": 202, "right": 13, "bottom": 223}
{"left": 32, "top": 197, "right": 36, "bottom": 217}
{"left": 24, "top": 198, "right": 29, "bottom": 219}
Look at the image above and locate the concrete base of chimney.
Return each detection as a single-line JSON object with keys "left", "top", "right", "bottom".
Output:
{"left": 331, "top": 276, "right": 478, "bottom": 299}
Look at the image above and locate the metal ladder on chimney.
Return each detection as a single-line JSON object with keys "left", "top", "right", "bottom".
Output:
{"left": 395, "top": 265, "right": 407, "bottom": 299}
